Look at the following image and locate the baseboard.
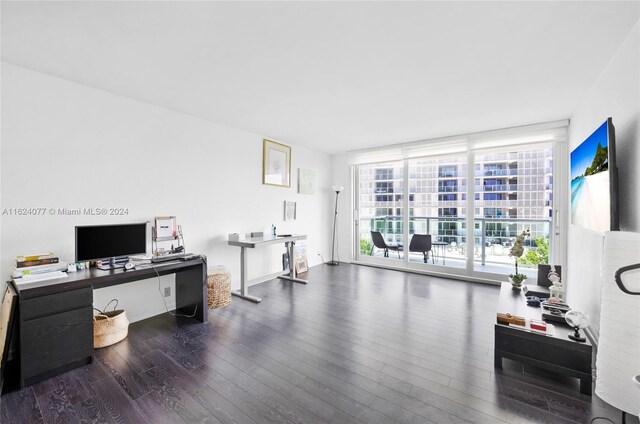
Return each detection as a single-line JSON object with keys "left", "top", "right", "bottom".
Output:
{"left": 352, "top": 260, "right": 501, "bottom": 286}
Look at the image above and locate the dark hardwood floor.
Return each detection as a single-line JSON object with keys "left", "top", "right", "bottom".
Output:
{"left": 1, "top": 263, "right": 635, "bottom": 424}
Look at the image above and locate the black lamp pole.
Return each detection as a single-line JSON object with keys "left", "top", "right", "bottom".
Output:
{"left": 328, "top": 186, "right": 343, "bottom": 265}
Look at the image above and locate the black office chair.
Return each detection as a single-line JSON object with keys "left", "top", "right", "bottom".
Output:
{"left": 409, "top": 234, "right": 433, "bottom": 263}
{"left": 370, "top": 231, "right": 402, "bottom": 258}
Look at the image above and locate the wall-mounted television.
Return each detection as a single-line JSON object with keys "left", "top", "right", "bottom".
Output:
{"left": 570, "top": 118, "right": 619, "bottom": 233}
{"left": 76, "top": 222, "right": 147, "bottom": 269}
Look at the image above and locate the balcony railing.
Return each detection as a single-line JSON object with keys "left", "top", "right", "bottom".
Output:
{"left": 482, "top": 184, "right": 519, "bottom": 192}
{"left": 362, "top": 215, "right": 551, "bottom": 267}
{"left": 480, "top": 169, "right": 518, "bottom": 176}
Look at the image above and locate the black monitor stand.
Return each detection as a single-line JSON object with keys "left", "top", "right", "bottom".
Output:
{"left": 97, "top": 256, "right": 126, "bottom": 270}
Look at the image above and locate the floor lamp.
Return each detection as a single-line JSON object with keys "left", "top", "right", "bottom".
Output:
{"left": 328, "top": 185, "right": 344, "bottom": 266}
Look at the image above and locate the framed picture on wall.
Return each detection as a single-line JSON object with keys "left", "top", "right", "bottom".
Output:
{"left": 284, "top": 201, "right": 296, "bottom": 221}
{"left": 263, "top": 139, "right": 291, "bottom": 187}
{"left": 298, "top": 168, "right": 316, "bottom": 194}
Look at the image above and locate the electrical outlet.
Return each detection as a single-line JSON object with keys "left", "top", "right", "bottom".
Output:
{"left": 164, "top": 287, "right": 171, "bottom": 297}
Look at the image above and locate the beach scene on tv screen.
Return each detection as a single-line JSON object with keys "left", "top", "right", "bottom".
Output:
{"left": 570, "top": 121, "right": 609, "bottom": 233}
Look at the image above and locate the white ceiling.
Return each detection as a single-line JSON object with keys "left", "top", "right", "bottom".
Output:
{"left": 2, "top": 1, "right": 639, "bottom": 154}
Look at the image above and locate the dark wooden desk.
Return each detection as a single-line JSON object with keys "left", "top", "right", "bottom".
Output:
{"left": 8, "top": 257, "right": 207, "bottom": 387}
{"left": 494, "top": 282, "right": 593, "bottom": 395}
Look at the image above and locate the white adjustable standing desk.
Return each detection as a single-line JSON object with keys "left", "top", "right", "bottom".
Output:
{"left": 228, "top": 234, "right": 307, "bottom": 302}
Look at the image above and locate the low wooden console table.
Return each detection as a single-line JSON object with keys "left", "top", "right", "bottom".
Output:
{"left": 8, "top": 257, "right": 207, "bottom": 388}
{"left": 494, "top": 282, "right": 593, "bottom": 395}
{"left": 228, "top": 234, "right": 307, "bottom": 303}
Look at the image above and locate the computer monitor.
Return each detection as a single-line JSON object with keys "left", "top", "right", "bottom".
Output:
{"left": 75, "top": 222, "right": 147, "bottom": 270}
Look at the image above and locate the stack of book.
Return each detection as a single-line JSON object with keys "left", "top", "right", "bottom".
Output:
{"left": 12, "top": 253, "right": 68, "bottom": 283}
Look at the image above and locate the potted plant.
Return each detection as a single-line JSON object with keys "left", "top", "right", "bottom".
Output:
{"left": 509, "top": 230, "right": 530, "bottom": 289}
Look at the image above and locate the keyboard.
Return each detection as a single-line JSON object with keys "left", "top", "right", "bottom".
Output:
{"left": 150, "top": 253, "right": 187, "bottom": 263}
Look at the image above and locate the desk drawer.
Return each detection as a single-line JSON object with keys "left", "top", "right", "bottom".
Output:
{"left": 21, "top": 306, "right": 93, "bottom": 381}
{"left": 21, "top": 286, "right": 92, "bottom": 321}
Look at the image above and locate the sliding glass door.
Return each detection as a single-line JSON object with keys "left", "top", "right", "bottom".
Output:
{"left": 407, "top": 154, "right": 467, "bottom": 269}
{"left": 356, "top": 161, "right": 405, "bottom": 264}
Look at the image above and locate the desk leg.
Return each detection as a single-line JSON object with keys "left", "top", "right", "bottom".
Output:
{"left": 232, "top": 246, "right": 262, "bottom": 303}
{"left": 279, "top": 241, "right": 308, "bottom": 284}
{"left": 176, "top": 264, "right": 208, "bottom": 322}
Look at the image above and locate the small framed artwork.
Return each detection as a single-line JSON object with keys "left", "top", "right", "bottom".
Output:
{"left": 294, "top": 244, "right": 308, "bottom": 275}
{"left": 295, "top": 259, "right": 309, "bottom": 274}
{"left": 298, "top": 168, "right": 316, "bottom": 194}
{"left": 263, "top": 139, "right": 291, "bottom": 187}
{"left": 284, "top": 201, "right": 296, "bottom": 221}
{"left": 155, "top": 216, "right": 177, "bottom": 238}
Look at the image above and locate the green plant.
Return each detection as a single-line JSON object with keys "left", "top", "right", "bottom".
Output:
{"left": 360, "top": 237, "right": 373, "bottom": 255}
{"left": 509, "top": 273, "right": 528, "bottom": 285}
{"left": 518, "top": 237, "right": 549, "bottom": 266}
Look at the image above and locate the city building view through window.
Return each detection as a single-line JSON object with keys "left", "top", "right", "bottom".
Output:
{"left": 357, "top": 144, "right": 554, "bottom": 278}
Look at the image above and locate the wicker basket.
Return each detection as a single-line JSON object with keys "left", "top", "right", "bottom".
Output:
{"left": 93, "top": 300, "right": 129, "bottom": 348}
{"left": 207, "top": 266, "right": 232, "bottom": 309}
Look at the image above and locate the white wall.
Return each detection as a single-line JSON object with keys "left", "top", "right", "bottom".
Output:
{"left": 1, "top": 63, "right": 332, "bottom": 322}
{"left": 566, "top": 21, "right": 640, "bottom": 339}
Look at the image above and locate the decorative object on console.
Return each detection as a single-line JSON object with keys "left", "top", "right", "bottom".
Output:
{"left": 526, "top": 296, "right": 543, "bottom": 307}
{"left": 263, "top": 139, "right": 291, "bottom": 187}
{"left": 596, "top": 231, "right": 640, "bottom": 419}
{"left": 522, "top": 285, "right": 550, "bottom": 298}
{"left": 328, "top": 185, "right": 344, "bottom": 266}
{"left": 284, "top": 201, "right": 296, "bottom": 221}
{"left": 508, "top": 229, "right": 530, "bottom": 289}
{"left": 530, "top": 319, "right": 547, "bottom": 332}
{"left": 564, "top": 310, "right": 589, "bottom": 342}
{"left": 542, "top": 306, "right": 569, "bottom": 325}
{"left": 548, "top": 271, "right": 566, "bottom": 302}
{"left": 537, "top": 264, "right": 563, "bottom": 287}
{"left": 298, "top": 168, "right": 316, "bottom": 194}
{"left": 496, "top": 312, "right": 525, "bottom": 326}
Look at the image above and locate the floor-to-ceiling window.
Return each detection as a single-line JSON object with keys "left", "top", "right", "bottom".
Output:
{"left": 471, "top": 144, "right": 554, "bottom": 278}
{"left": 352, "top": 122, "right": 567, "bottom": 283}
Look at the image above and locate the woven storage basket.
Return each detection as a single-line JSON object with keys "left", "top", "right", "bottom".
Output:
{"left": 207, "top": 266, "right": 232, "bottom": 309}
{"left": 93, "top": 301, "right": 129, "bottom": 348}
